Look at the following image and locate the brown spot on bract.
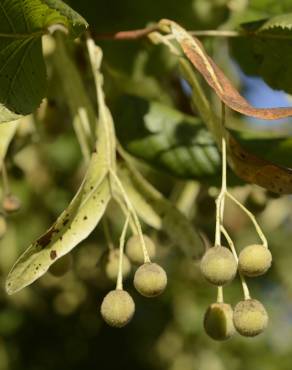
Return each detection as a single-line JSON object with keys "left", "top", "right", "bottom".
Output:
{"left": 36, "top": 227, "right": 55, "bottom": 249}
{"left": 83, "top": 216, "right": 88, "bottom": 220}
{"left": 50, "top": 250, "right": 57, "bottom": 260}
{"left": 63, "top": 219, "right": 69, "bottom": 226}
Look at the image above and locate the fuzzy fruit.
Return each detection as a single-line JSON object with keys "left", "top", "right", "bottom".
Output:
{"left": 233, "top": 299, "right": 268, "bottom": 337}
{"left": 126, "top": 234, "right": 156, "bottom": 265}
{"left": 238, "top": 244, "right": 272, "bottom": 277}
{"left": 134, "top": 262, "right": 167, "bottom": 297}
{"left": 204, "top": 302, "right": 235, "bottom": 341}
{"left": 101, "top": 289, "right": 135, "bottom": 327}
{"left": 104, "top": 249, "right": 131, "bottom": 281}
{"left": 200, "top": 246, "right": 237, "bottom": 286}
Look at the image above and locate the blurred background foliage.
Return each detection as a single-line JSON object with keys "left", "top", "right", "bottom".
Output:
{"left": 1, "top": 0, "right": 292, "bottom": 369}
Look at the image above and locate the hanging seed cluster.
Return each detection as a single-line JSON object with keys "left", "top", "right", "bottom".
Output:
{"left": 200, "top": 114, "right": 272, "bottom": 340}
{"left": 201, "top": 242, "right": 271, "bottom": 340}
{"left": 1, "top": 34, "right": 281, "bottom": 344}
{"left": 100, "top": 233, "right": 167, "bottom": 328}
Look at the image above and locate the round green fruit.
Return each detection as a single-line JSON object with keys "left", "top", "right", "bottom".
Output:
{"left": 204, "top": 302, "right": 235, "bottom": 341}
{"left": 126, "top": 234, "right": 156, "bottom": 265}
{"left": 134, "top": 262, "right": 167, "bottom": 297}
{"left": 101, "top": 289, "right": 135, "bottom": 328}
{"left": 200, "top": 246, "right": 237, "bottom": 286}
{"left": 104, "top": 249, "right": 131, "bottom": 281}
{"left": 238, "top": 244, "right": 272, "bottom": 277}
{"left": 233, "top": 299, "right": 268, "bottom": 337}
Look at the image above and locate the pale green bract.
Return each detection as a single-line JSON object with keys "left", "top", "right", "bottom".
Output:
{"left": 5, "top": 41, "right": 117, "bottom": 295}
{"left": 0, "top": 0, "right": 88, "bottom": 123}
{"left": 5, "top": 152, "right": 111, "bottom": 295}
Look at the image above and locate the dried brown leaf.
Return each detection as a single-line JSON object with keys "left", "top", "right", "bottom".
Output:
{"left": 160, "top": 19, "right": 292, "bottom": 120}
{"left": 228, "top": 134, "right": 292, "bottom": 194}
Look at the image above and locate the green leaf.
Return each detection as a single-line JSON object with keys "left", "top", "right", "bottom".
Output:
{"left": 0, "top": 0, "right": 88, "bottom": 123}
{"left": 117, "top": 161, "right": 205, "bottom": 260}
{"left": 231, "top": 13, "right": 292, "bottom": 93}
{"left": 114, "top": 96, "right": 221, "bottom": 180}
{"left": 5, "top": 153, "right": 111, "bottom": 295}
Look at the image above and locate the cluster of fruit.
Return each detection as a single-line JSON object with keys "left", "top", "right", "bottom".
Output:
{"left": 100, "top": 234, "right": 167, "bottom": 328}
{"left": 196, "top": 116, "right": 273, "bottom": 341}
{"left": 201, "top": 243, "right": 272, "bottom": 340}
